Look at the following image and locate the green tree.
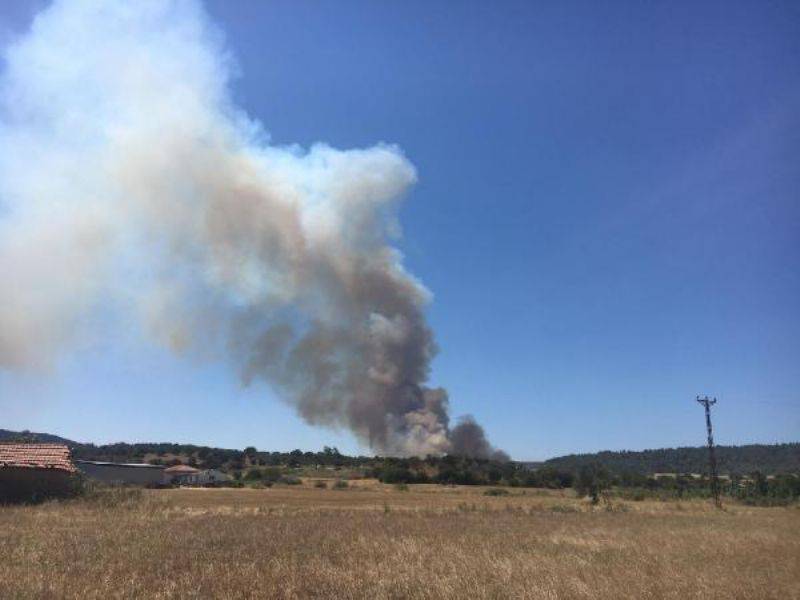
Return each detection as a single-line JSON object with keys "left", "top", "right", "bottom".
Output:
{"left": 574, "top": 463, "right": 610, "bottom": 504}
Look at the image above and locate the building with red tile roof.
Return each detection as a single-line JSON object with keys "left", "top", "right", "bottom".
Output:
{"left": 163, "top": 464, "right": 200, "bottom": 475}
{"left": 0, "top": 443, "right": 78, "bottom": 502}
{"left": 163, "top": 464, "right": 200, "bottom": 484}
{"left": 0, "top": 443, "right": 77, "bottom": 473}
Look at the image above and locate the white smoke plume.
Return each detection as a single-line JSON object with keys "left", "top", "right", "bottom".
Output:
{"left": 0, "top": 0, "right": 505, "bottom": 458}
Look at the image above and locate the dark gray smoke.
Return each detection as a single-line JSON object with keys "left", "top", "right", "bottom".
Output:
{"left": 0, "top": 0, "right": 505, "bottom": 458}
{"left": 450, "top": 417, "right": 510, "bottom": 462}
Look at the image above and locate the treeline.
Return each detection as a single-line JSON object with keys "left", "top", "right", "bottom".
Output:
{"left": 68, "top": 441, "right": 800, "bottom": 479}
{"left": 5, "top": 428, "right": 799, "bottom": 482}
{"left": 69, "top": 443, "right": 374, "bottom": 470}
{"left": 70, "top": 442, "right": 244, "bottom": 468}
{"left": 367, "top": 456, "right": 573, "bottom": 487}
{"left": 543, "top": 443, "right": 800, "bottom": 476}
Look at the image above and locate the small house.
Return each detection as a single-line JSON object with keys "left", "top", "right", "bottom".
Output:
{"left": 181, "top": 469, "right": 233, "bottom": 486}
{"left": 163, "top": 464, "right": 200, "bottom": 485}
{"left": 0, "top": 443, "right": 78, "bottom": 502}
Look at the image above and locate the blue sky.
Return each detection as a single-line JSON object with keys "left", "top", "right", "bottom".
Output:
{"left": 1, "top": 0, "right": 798, "bottom": 459}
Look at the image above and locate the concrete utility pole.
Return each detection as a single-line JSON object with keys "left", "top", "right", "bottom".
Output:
{"left": 696, "top": 395, "right": 722, "bottom": 509}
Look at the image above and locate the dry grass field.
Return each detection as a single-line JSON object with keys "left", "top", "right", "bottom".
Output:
{"left": 1, "top": 481, "right": 798, "bottom": 599}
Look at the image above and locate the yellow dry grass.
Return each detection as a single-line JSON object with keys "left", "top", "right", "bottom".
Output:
{"left": 1, "top": 482, "right": 798, "bottom": 599}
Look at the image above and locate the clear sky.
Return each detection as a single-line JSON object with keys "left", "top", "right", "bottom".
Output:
{"left": 1, "top": 0, "right": 798, "bottom": 460}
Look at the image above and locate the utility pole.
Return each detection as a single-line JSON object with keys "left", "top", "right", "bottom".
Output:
{"left": 696, "top": 395, "right": 722, "bottom": 509}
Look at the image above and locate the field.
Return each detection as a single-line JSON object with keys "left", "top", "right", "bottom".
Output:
{"left": 1, "top": 481, "right": 798, "bottom": 599}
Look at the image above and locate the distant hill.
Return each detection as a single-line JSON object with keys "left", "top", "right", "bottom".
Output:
{"left": 0, "top": 429, "right": 78, "bottom": 446}
{"left": 543, "top": 443, "right": 800, "bottom": 476}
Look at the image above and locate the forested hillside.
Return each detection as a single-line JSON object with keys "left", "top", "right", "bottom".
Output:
{"left": 544, "top": 444, "right": 800, "bottom": 475}
{"left": 0, "top": 429, "right": 77, "bottom": 445}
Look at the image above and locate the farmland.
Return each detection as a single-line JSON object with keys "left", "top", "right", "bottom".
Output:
{"left": 1, "top": 482, "right": 798, "bottom": 599}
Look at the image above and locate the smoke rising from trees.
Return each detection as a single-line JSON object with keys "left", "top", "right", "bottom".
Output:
{"left": 0, "top": 0, "right": 504, "bottom": 458}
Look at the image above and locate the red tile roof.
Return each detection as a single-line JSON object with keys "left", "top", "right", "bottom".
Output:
{"left": 0, "top": 443, "right": 77, "bottom": 473}
{"left": 164, "top": 465, "right": 200, "bottom": 474}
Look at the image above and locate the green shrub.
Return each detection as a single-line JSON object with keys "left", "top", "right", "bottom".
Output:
{"left": 243, "top": 469, "right": 262, "bottom": 481}
{"left": 378, "top": 466, "right": 415, "bottom": 484}
{"left": 484, "top": 488, "right": 509, "bottom": 497}
{"left": 332, "top": 479, "right": 349, "bottom": 490}
{"left": 262, "top": 467, "right": 283, "bottom": 483}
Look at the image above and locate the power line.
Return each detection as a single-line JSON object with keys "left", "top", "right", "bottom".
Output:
{"left": 696, "top": 395, "right": 722, "bottom": 509}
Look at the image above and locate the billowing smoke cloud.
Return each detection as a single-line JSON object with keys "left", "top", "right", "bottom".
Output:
{"left": 0, "top": 0, "right": 504, "bottom": 458}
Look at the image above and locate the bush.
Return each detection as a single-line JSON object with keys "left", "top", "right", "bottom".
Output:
{"left": 484, "top": 488, "right": 510, "bottom": 497}
{"left": 332, "top": 479, "right": 349, "bottom": 490}
{"left": 314, "top": 480, "right": 328, "bottom": 489}
{"left": 630, "top": 489, "right": 647, "bottom": 502}
{"left": 261, "top": 467, "right": 283, "bottom": 483}
{"left": 279, "top": 476, "right": 302, "bottom": 485}
{"left": 378, "top": 466, "right": 415, "bottom": 484}
{"left": 243, "top": 469, "right": 263, "bottom": 481}
{"left": 394, "top": 483, "right": 409, "bottom": 492}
